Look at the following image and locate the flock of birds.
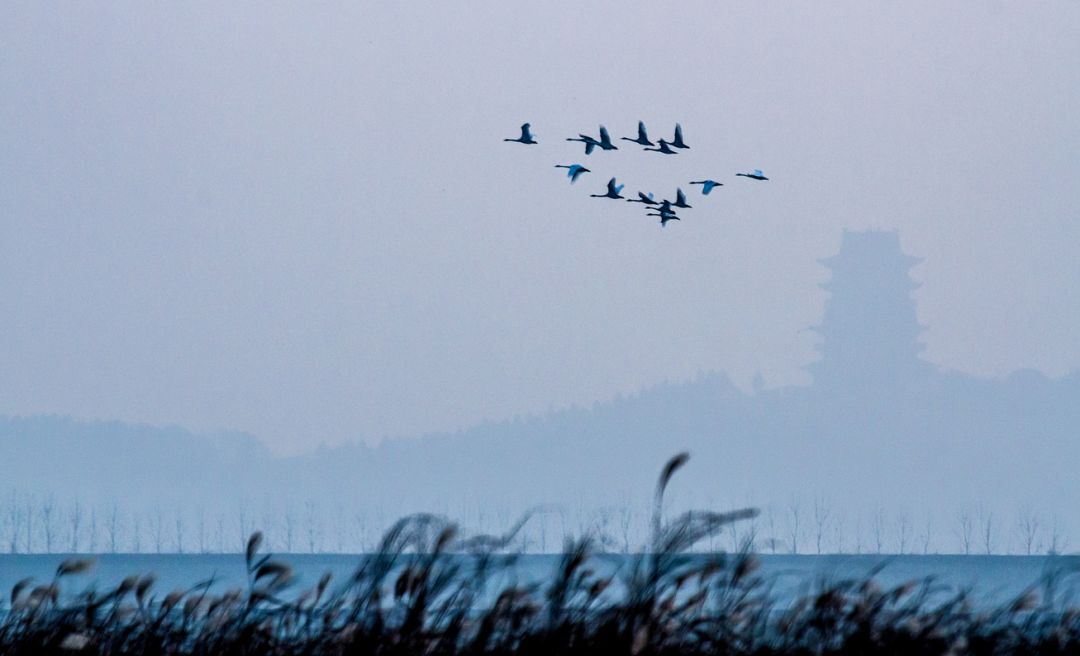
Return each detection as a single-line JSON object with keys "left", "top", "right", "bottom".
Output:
{"left": 505, "top": 121, "right": 768, "bottom": 227}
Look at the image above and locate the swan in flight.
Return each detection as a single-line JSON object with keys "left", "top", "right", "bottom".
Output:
{"left": 647, "top": 208, "right": 681, "bottom": 227}
{"left": 621, "top": 121, "right": 654, "bottom": 147}
{"left": 690, "top": 180, "right": 723, "bottom": 194}
{"left": 590, "top": 178, "right": 626, "bottom": 200}
{"left": 503, "top": 123, "right": 537, "bottom": 144}
{"left": 554, "top": 163, "right": 591, "bottom": 183}
{"left": 671, "top": 188, "right": 692, "bottom": 209}
{"left": 567, "top": 125, "right": 618, "bottom": 154}
{"left": 643, "top": 139, "right": 678, "bottom": 155}
{"left": 626, "top": 191, "right": 658, "bottom": 205}
{"left": 670, "top": 123, "right": 689, "bottom": 149}
{"left": 566, "top": 134, "right": 601, "bottom": 155}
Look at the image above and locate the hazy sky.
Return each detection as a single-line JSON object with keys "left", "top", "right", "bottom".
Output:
{"left": 2, "top": 2, "right": 1078, "bottom": 454}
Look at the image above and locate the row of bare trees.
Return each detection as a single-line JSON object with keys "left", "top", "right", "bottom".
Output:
{"left": 1, "top": 495, "right": 346, "bottom": 554}
{"left": 0, "top": 493, "right": 1071, "bottom": 555}
{"left": 771, "top": 498, "right": 1069, "bottom": 556}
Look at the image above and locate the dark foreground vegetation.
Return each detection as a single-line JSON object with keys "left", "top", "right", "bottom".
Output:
{"left": 4, "top": 455, "right": 1079, "bottom": 655}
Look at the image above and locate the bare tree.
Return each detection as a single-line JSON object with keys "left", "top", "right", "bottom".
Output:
{"left": 581, "top": 507, "right": 616, "bottom": 553}
{"left": 69, "top": 500, "right": 82, "bottom": 553}
{"left": 108, "top": 505, "right": 121, "bottom": 553}
{"left": 24, "top": 498, "right": 35, "bottom": 553}
{"left": 832, "top": 512, "right": 844, "bottom": 554}
{"left": 557, "top": 507, "right": 570, "bottom": 545}
{"left": 175, "top": 512, "right": 185, "bottom": 554}
{"left": 152, "top": 508, "right": 165, "bottom": 553}
{"left": 618, "top": 504, "right": 633, "bottom": 554}
{"left": 746, "top": 513, "right": 761, "bottom": 552}
{"left": 786, "top": 497, "right": 802, "bottom": 555}
{"left": 42, "top": 495, "right": 56, "bottom": 553}
{"left": 333, "top": 505, "right": 348, "bottom": 553}
{"left": 238, "top": 505, "right": 249, "bottom": 552}
{"left": 261, "top": 511, "right": 276, "bottom": 552}
{"left": 765, "top": 506, "right": 779, "bottom": 554}
{"left": 283, "top": 510, "right": 296, "bottom": 553}
{"left": 197, "top": 509, "right": 208, "bottom": 554}
{"left": 357, "top": 510, "right": 371, "bottom": 552}
{"left": 305, "top": 501, "right": 320, "bottom": 553}
{"left": 215, "top": 514, "right": 226, "bottom": 553}
{"left": 0, "top": 497, "right": 9, "bottom": 554}
{"left": 1047, "top": 515, "right": 1067, "bottom": 555}
{"left": 7, "top": 495, "right": 21, "bottom": 554}
{"left": 88, "top": 507, "right": 98, "bottom": 553}
{"left": 919, "top": 513, "right": 932, "bottom": 555}
{"left": 853, "top": 516, "right": 864, "bottom": 555}
{"left": 955, "top": 511, "right": 972, "bottom": 555}
{"left": 980, "top": 511, "right": 994, "bottom": 555}
{"left": 872, "top": 509, "right": 886, "bottom": 554}
{"left": 896, "top": 512, "right": 911, "bottom": 555}
{"left": 131, "top": 514, "right": 142, "bottom": 553}
{"left": 812, "top": 496, "right": 830, "bottom": 555}
{"left": 1016, "top": 509, "right": 1039, "bottom": 556}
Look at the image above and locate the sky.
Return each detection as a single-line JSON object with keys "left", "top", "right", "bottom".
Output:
{"left": 2, "top": 1, "right": 1078, "bottom": 454}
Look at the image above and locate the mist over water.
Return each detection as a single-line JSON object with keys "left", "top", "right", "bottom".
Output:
{"left": 3, "top": 231, "right": 1078, "bottom": 557}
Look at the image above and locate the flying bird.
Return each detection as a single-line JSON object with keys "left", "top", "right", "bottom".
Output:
{"left": 621, "top": 121, "right": 654, "bottom": 147}
{"left": 650, "top": 200, "right": 677, "bottom": 217}
{"left": 566, "top": 134, "right": 602, "bottom": 155}
{"left": 590, "top": 177, "right": 625, "bottom": 199}
{"left": 596, "top": 125, "right": 618, "bottom": 151}
{"left": 736, "top": 169, "right": 769, "bottom": 180}
{"left": 567, "top": 125, "right": 618, "bottom": 155}
{"left": 690, "top": 179, "right": 723, "bottom": 194}
{"left": 670, "top": 123, "right": 689, "bottom": 149}
{"left": 643, "top": 139, "right": 678, "bottom": 155}
{"left": 671, "top": 188, "right": 692, "bottom": 209}
{"left": 554, "top": 163, "right": 591, "bottom": 183}
{"left": 504, "top": 123, "right": 537, "bottom": 144}
{"left": 647, "top": 209, "right": 681, "bottom": 227}
{"left": 626, "top": 191, "right": 658, "bottom": 205}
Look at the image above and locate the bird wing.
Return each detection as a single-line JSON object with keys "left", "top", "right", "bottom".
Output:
{"left": 672, "top": 123, "right": 687, "bottom": 146}
{"left": 754, "top": 169, "right": 763, "bottom": 176}
{"left": 584, "top": 141, "right": 596, "bottom": 155}
{"left": 520, "top": 123, "right": 531, "bottom": 139}
{"left": 599, "top": 125, "right": 611, "bottom": 145}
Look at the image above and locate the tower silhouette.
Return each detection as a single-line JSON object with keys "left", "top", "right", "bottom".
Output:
{"left": 808, "top": 229, "right": 930, "bottom": 389}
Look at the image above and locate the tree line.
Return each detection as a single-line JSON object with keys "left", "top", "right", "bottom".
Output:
{"left": 0, "top": 492, "right": 1070, "bottom": 556}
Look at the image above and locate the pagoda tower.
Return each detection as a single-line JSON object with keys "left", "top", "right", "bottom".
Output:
{"left": 808, "top": 229, "right": 930, "bottom": 388}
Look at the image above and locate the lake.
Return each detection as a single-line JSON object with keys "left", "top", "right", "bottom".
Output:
{"left": 2, "top": 553, "right": 1078, "bottom": 610}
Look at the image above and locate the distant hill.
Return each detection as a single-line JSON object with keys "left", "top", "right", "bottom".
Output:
{"left": 3, "top": 230, "right": 1078, "bottom": 554}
